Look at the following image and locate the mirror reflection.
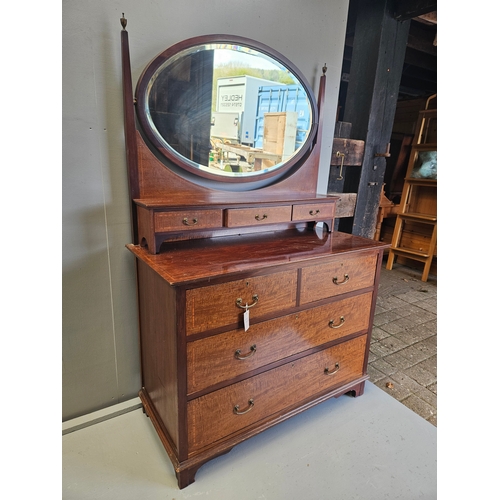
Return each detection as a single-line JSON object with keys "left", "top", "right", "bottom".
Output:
{"left": 145, "top": 43, "right": 312, "bottom": 178}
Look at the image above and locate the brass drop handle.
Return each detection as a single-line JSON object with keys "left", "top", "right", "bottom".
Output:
{"left": 236, "top": 294, "right": 259, "bottom": 309}
{"left": 235, "top": 344, "right": 257, "bottom": 360}
{"left": 328, "top": 316, "right": 345, "bottom": 329}
{"left": 183, "top": 217, "right": 198, "bottom": 226}
{"left": 233, "top": 398, "right": 254, "bottom": 415}
{"left": 332, "top": 274, "right": 349, "bottom": 285}
{"left": 309, "top": 209, "right": 320, "bottom": 216}
{"left": 255, "top": 214, "right": 268, "bottom": 221}
{"left": 324, "top": 362, "right": 340, "bottom": 376}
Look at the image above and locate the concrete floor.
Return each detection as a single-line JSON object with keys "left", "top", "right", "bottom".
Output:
{"left": 62, "top": 381, "right": 436, "bottom": 499}
{"left": 62, "top": 260, "right": 437, "bottom": 498}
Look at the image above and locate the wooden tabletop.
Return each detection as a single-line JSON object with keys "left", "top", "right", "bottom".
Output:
{"left": 126, "top": 229, "right": 390, "bottom": 286}
{"left": 133, "top": 192, "right": 338, "bottom": 209}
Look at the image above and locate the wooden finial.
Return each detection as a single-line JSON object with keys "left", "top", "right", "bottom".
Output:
{"left": 322, "top": 64, "right": 327, "bottom": 75}
{"left": 120, "top": 13, "right": 127, "bottom": 30}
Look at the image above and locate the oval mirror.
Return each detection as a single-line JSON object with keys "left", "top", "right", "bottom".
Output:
{"left": 135, "top": 35, "right": 318, "bottom": 184}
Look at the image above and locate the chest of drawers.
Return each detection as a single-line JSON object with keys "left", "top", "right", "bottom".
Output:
{"left": 127, "top": 229, "right": 388, "bottom": 488}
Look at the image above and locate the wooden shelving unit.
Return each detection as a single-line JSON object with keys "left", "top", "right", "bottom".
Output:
{"left": 386, "top": 96, "right": 437, "bottom": 282}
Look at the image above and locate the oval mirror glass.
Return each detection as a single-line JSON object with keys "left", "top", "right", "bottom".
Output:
{"left": 136, "top": 36, "right": 317, "bottom": 182}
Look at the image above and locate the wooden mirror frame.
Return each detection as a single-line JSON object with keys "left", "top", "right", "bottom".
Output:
{"left": 134, "top": 34, "right": 319, "bottom": 185}
{"left": 121, "top": 16, "right": 332, "bottom": 252}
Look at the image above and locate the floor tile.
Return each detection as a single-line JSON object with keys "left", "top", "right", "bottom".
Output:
{"left": 371, "top": 261, "right": 437, "bottom": 426}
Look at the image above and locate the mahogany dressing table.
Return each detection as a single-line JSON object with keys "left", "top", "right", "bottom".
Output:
{"left": 120, "top": 15, "right": 389, "bottom": 489}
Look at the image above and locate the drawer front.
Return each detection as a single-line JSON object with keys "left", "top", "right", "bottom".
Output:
{"left": 187, "top": 292, "right": 372, "bottom": 394}
{"left": 225, "top": 205, "right": 292, "bottom": 228}
{"left": 300, "top": 252, "right": 378, "bottom": 304}
{"left": 187, "top": 335, "right": 367, "bottom": 453}
{"left": 154, "top": 209, "right": 222, "bottom": 232}
{"left": 292, "top": 203, "right": 335, "bottom": 221}
{"left": 185, "top": 270, "right": 297, "bottom": 335}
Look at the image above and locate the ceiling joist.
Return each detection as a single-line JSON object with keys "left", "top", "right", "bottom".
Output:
{"left": 393, "top": 0, "right": 437, "bottom": 22}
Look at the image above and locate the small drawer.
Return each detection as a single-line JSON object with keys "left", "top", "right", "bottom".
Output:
{"left": 187, "top": 335, "right": 367, "bottom": 453}
{"left": 154, "top": 209, "right": 222, "bottom": 232}
{"left": 187, "top": 292, "right": 373, "bottom": 394}
{"left": 185, "top": 270, "right": 297, "bottom": 335}
{"left": 300, "top": 252, "right": 378, "bottom": 304}
{"left": 225, "top": 205, "right": 292, "bottom": 228}
{"left": 292, "top": 202, "right": 335, "bottom": 221}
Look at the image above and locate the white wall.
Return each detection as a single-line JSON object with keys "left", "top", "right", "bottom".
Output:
{"left": 62, "top": 0, "right": 349, "bottom": 420}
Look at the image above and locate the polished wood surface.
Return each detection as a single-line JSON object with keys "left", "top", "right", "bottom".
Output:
{"left": 185, "top": 270, "right": 297, "bottom": 335}
{"left": 122, "top": 28, "right": 331, "bottom": 254}
{"left": 135, "top": 193, "right": 338, "bottom": 208}
{"left": 187, "top": 335, "right": 367, "bottom": 453}
{"left": 292, "top": 202, "right": 335, "bottom": 221}
{"left": 129, "top": 232, "right": 388, "bottom": 486}
{"left": 126, "top": 229, "right": 388, "bottom": 286}
{"left": 187, "top": 292, "right": 372, "bottom": 395}
{"left": 120, "top": 27, "right": 139, "bottom": 242}
{"left": 132, "top": 238, "right": 386, "bottom": 487}
{"left": 133, "top": 186, "right": 338, "bottom": 253}
{"left": 225, "top": 205, "right": 292, "bottom": 228}
{"left": 122, "top": 25, "right": 390, "bottom": 489}
{"left": 300, "top": 252, "right": 378, "bottom": 304}
{"left": 137, "top": 261, "right": 180, "bottom": 451}
{"left": 154, "top": 209, "right": 222, "bottom": 232}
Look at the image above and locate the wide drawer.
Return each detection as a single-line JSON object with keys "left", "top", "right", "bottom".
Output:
{"left": 154, "top": 209, "right": 222, "bottom": 232}
{"left": 187, "top": 291, "right": 372, "bottom": 394}
{"left": 187, "top": 335, "right": 367, "bottom": 453}
{"left": 292, "top": 202, "right": 335, "bottom": 221}
{"left": 185, "top": 270, "right": 297, "bottom": 335}
{"left": 300, "top": 252, "right": 378, "bottom": 304}
{"left": 224, "top": 205, "right": 292, "bottom": 228}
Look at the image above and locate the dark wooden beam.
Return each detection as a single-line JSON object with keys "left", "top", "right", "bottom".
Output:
{"left": 408, "top": 19, "right": 437, "bottom": 56}
{"left": 401, "top": 64, "right": 436, "bottom": 85}
{"left": 339, "top": 0, "right": 411, "bottom": 238}
{"left": 403, "top": 47, "right": 437, "bottom": 72}
{"left": 345, "top": 22, "right": 436, "bottom": 58}
{"left": 400, "top": 75, "right": 436, "bottom": 95}
{"left": 394, "top": 1, "right": 437, "bottom": 22}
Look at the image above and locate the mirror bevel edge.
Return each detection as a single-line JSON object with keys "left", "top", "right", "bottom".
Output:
{"left": 135, "top": 34, "right": 319, "bottom": 186}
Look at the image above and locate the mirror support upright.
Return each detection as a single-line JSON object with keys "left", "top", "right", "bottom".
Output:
{"left": 121, "top": 15, "right": 140, "bottom": 244}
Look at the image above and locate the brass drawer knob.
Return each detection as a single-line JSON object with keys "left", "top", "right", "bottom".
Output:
{"left": 234, "top": 344, "right": 257, "bottom": 360}
{"left": 324, "top": 362, "right": 340, "bottom": 376}
{"left": 332, "top": 273, "right": 349, "bottom": 285}
{"left": 182, "top": 217, "right": 198, "bottom": 226}
{"left": 233, "top": 398, "right": 254, "bottom": 415}
{"left": 328, "top": 316, "right": 345, "bottom": 329}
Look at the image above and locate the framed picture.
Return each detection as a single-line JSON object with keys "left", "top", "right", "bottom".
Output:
{"left": 409, "top": 149, "right": 437, "bottom": 180}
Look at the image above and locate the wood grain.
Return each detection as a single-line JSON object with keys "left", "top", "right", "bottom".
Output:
{"left": 187, "top": 292, "right": 373, "bottom": 394}
{"left": 187, "top": 335, "right": 367, "bottom": 452}
{"left": 292, "top": 202, "right": 336, "bottom": 221}
{"left": 225, "top": 205, "right": 292, "bottom": 228}
{"left": 185, "top": 270, "right": 298, "bottom": 335}
{"left": 300, "top": 252, "right": 378, "bottom": 304}
{"left": 137, "top": 260, "right": 180, "bottom": 450}
{"left": 126, "top": 230, "right": 390, "bottom": 286}
{"left": 154, "top": 209, "right": 222, "bottom": 232}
